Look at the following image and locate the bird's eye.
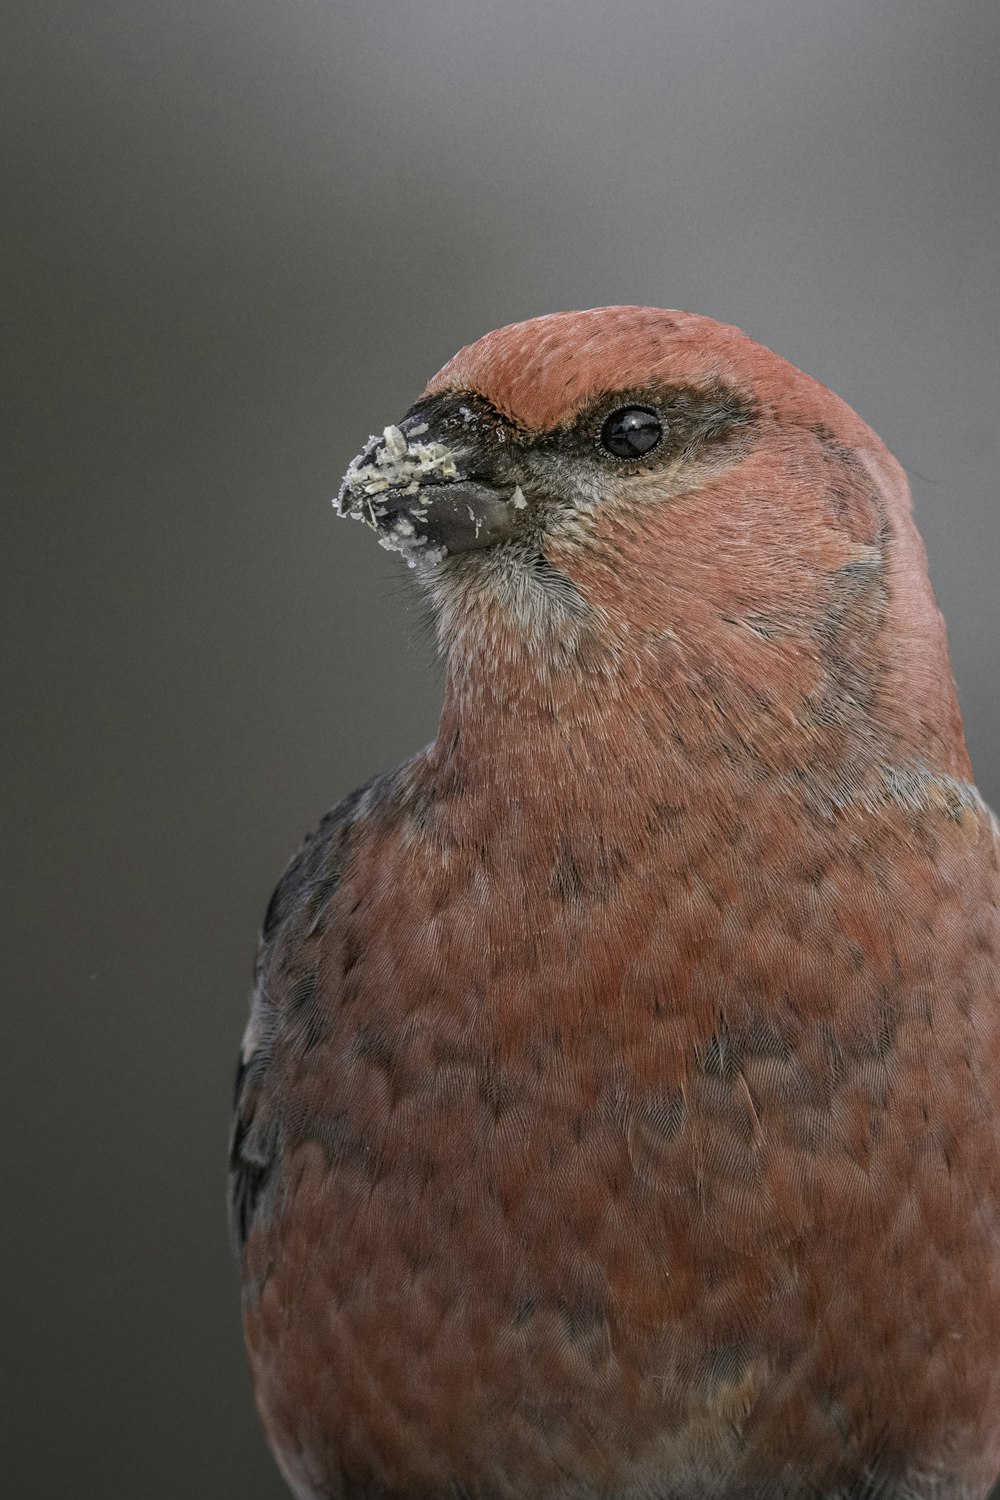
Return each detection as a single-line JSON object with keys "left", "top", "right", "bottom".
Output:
{"left": 599, "top": 406, "right": 663, "bottom": 459}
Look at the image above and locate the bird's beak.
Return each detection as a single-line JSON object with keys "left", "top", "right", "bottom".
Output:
{"left": 336, "top": 419, "right": 526, "bottom": 565}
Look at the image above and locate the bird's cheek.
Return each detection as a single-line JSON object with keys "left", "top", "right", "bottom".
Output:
{"left": 537, "top": 505, "right": 675, "bottom": 631}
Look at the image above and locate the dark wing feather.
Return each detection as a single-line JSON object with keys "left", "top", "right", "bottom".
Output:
{"left": 227, "top": 777, "right": 385, "bottom": 1257}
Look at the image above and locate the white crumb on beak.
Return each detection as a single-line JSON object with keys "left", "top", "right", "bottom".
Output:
{"left": 511, "top": 485, "right": 527, "bottom": 509}
{"left": 335, "top": 423, "right": 462, "bottom": 568}
{"left": 338, "top": 424, "right": 459, "bottom": 502}
{"left": 381, "top": 424, "right": 408, "bottom": 460}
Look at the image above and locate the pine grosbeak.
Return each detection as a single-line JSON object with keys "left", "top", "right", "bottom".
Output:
{"left": 231, "top": 308, "right": 1000, "bottom": 1500}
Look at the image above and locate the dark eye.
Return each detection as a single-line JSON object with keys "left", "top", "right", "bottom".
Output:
{"left": 600, "top": 406, "right": 663, "bottom": 459}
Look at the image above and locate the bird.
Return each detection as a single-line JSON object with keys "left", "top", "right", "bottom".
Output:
{"left": 230, "top": 306, "right": 1000, "bottom": 1500}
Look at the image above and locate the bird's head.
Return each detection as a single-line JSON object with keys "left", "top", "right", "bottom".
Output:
{"left": 338, "top": 307, "right": 968, "bottom": 791}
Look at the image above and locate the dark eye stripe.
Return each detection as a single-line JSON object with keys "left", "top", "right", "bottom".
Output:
{"left": 600, "top": 406, "right": 663, "bottom": 459}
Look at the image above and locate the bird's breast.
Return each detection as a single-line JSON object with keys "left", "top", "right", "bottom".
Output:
{"left": 245, "top": 783, "right": 1000, "bottom": 1500}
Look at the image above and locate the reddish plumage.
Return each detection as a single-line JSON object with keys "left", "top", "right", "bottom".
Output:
{"left": 232, "top": 309, "right": 1000, "bottom": 1500}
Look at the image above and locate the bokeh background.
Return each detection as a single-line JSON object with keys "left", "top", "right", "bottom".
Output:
{"left": 3, "top": 2, "right": 998, "bottom": 1496}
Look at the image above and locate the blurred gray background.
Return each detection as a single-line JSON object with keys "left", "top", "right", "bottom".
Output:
{"left": 3, "top": 2, "right": 998, "bottom": 1496}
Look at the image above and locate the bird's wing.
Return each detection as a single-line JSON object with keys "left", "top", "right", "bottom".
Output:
{"left": 227, "top": 776, "right": 388, "bottom": 1258}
